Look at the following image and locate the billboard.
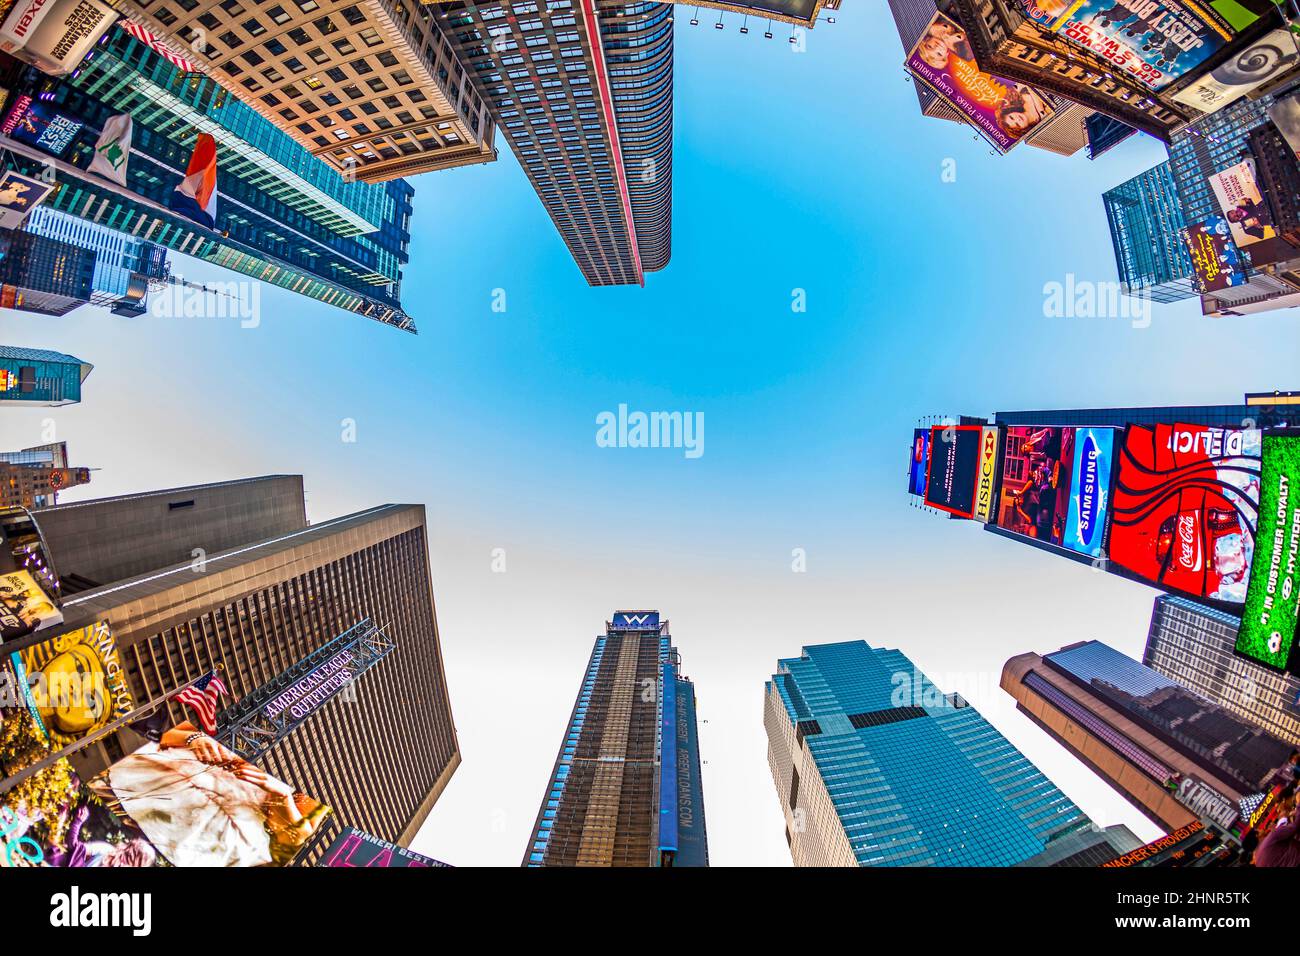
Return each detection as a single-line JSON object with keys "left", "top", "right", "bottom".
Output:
{"left": 1172, "top": 29, "right": 1300, "bottom": 111}
{"left": 319, "top": 828, "right": 452, "bottom": 867}
{"left": 1110, "top": 423, "right": 1261, "bottom": 603}
{"left": 0, "top": 170, "right": 52, "bottom": 230}
{"left": 1235, "top": 433, "right": 1300, "bottom": 671}
{"left": 11, "top": 621, "right": 134, "bottom": 748}
{"left": 905, "top": 11, "right": 1056, "bottom": 154}
{"left": 0, "top": 95, "right": 84, "bottom": 157}
{"left": 973, "top": 425, "right": 999, "bottom": 524}
{"left": 996, "top": 426, "right": 1115, "bottom": 555}
{"left": 1049, "top": 0, "right": 1253, "bottom": 92}
{"left": 925, "top": 424, "right": 984, "bottom": 518}
{"left": 1180, "top": 216, "right": 1248, "bottom": 293}
{"left": 85, "top": 719, "right": 331, "bottom": 866}
{"left": 909, "top": 428, "right": 931, "bottom": 497}
{"left": 0, "top": 568, "right": 62, "bottom": 642}
{"left": 1209, "top": 160, "right": 1276, "bottom": 248}
{"left": 0, "top": 0, "right": 115, "bottom": 76}
{"left": 611, "top": 610, "right": 659, "bottom": 630}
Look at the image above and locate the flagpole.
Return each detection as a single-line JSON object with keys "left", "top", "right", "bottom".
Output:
{"left": 0, "top": 664, "right": 225, "bottom": 798}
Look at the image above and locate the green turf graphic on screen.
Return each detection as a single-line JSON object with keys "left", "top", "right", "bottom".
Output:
{"left": 1237, "top": 435, "right": 1300, "bottom": 671}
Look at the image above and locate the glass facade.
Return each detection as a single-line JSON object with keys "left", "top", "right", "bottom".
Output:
{"left": 768, "top": 641, "right": 1096, "bottom": 866}
{"left": 1168, "top": 94, "right": 1278, "bottom": 226}
{"left": 1102, "top": 162, "right": 1196, "bottom": 304}
{"left": 1145, "top": 594, "right": 1300, "bottom": 748}
{"left": 0, "top": 346, "right": 94, "bottom": 406}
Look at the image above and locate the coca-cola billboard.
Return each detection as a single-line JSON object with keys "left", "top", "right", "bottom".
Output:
{"left": 1110, "top": 423, "right": 1261, "bottom": 604}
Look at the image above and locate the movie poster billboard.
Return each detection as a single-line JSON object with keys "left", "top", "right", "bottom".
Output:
{"left": 83, "top": 720, "right": 332, "bottom": 867}
{"left": 0, "top": 569, "right": 62, "bottom": 642}
{"left": 0, "top": 95, "right": 83, "bottom": 157}
{"left": 925, "top": 424, "right": 984, "bottom": 518}
{"left": 1210, "top": 160, "right": 1276, "bottom": 247}
{"left": 1172, "top": 29, "right": 1299, "bottom": 112}
{"left": 0, "top": 170, "right": 52, "bottom": 230}
{"left": 909, "top": 428, "right": 931, "bottom": 497}
{"left": 1181, "top": 216, "right": 1248, "bottom": 293}
{"left": 319, "top": 827, "right": 452, "bottom": 868}
{"left": 1110, "top": 423, "right": 1261, "bottom": 603}
{"left": 1236, "top": 433, "right": 1300, "bottom": 671}
{"left": 11, "top": 621, "right": 134, "bottom": 748}
{"left": 905, "top": 11, "right": 1056, "bottom": 154}
{"left": 1048, "top": 0, "right": 1252, "bottom": 92}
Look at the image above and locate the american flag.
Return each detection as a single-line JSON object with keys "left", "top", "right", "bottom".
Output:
{"left": 119, "top": 21, "right": 201, "bottom": 74}
{"left": 174, "top": 672, "right": 227, "bottom": 735}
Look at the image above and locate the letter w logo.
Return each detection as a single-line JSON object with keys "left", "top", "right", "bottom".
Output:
{"left": 620, "top": 614, "right": 652, "bottom": 626}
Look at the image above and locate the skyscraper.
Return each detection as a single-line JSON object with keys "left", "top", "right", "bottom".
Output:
{"left": 1003, "top": 641, "right": 1292, "bottom": 835}
{"left": 106, "top": 0, "right": 497, "bottom": 182}
{"left": 765, "top": 640, "right": 1131, "bottom": 866}
{"left": 1102, "top": 162, "right": 1197, "bottom": 305}
{"left": 1145, "top": 594, "right": 1300, "bottom": 748}
{"left": 523, "top": 610, "right": 708, "bottom": 867}
{"left": 441, "top": 0, "right": 673, "bottom": 285}
{"left": 0, "top": 345, "right": 93, "bottom": 406}
{"left": 0, "top": 31, "right": 421, "bottom": 330}
{"left": 16, "top": 476, "right": 461, "bottom": 860}
{"left": 0, "top": 228, "right": 95, "bottom": 316}
{"left": 0, "top": 443, "right": 91, "bottom": 509}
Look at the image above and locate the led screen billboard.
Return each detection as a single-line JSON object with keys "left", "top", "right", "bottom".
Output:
{"left": 905, "top": 11, "right": 1056, "bottom": 154}
{"left": 1210, "top": 159, "right": 1276, "bottom": 248}
{"left": 996, "top": 426, "right": 1115, "bottom": 556}
{"left": 1181, "top": 216, "right": 1248, "bottom": 293}
{"left": 319, "top": 827, "right": 452, "bottom": 867}
{"left": 1236, "top": 433, "right": 1300, "bottom": 671}
{"left": 84, "top": 719, "right": 332, "bottom": 866}
{"left": 0, "top": 568, "right": 62, "bottom": 641}
{"left": 1110, "top": 423, "right": 1261, "bottom": 603}
{"left": 1048, "top": 0, "right": 1257, "bottom": 92}
{"left": 0, "top": 95, "right": 83, "bottom": 157}
{"left": 973, "top": 425, "right": 999, "bottom": 524}
{"left": 11, "top": 620, "right": 135, "bottom": 748}
{"left": 925, "top": 424, "right": 984, "bottom": 518}
{"left": 909, "top": 428, "right": 931, "bottom": 497}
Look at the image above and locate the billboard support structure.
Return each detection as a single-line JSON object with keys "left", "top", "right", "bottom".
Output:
{"left": 217, "top": 618, "right": 395, "bottom": 762}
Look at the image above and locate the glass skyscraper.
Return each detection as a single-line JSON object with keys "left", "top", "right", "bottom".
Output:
{"left": 1145, "top": 594, "right": 1300, "bottom": 748}
{"left": 1102, "top": 162, "right": 1196, "bottom": 305}
{"left": 524, "top": 611, "right": 707, "bottom": 867}
{"left": 764, "top": 640, "right": 1126, "bottom": 867}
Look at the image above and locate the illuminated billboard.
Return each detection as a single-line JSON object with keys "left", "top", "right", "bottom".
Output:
{"left": 1172, "top": 29, "right": 1299, "bottom": 111}
{"left": 84, "top": 719, "right": 332, "bottom": 866}
{"left": 683, "top": 0, "right": 825, "bottom": 27}
{"left": 996, "top": 426, "right": 1114, "bottom": 555}
{"left": 11, "top": 621, "right": 135, "bottom": 748}
{"left": 0, "top": 568, "right": 62, "bottom": 641}
{"left": 319, "top": 827, "right": 452, "bottom": 867}
{"left": 1180, "top": 216, "right": 1248, "bottom": 293}
{"left": 1209, "top": 160, "right": 1276, "bottom": 248}
{"left": 909, "top": 428, "right": 931, "bottom": 497}
{"left": 0, "top": 95, "right": 84, "bottom": 157}
{"left": 1235, "top": 433, "right": 1300, "bottom": 671}
{"left": 973, "top": 425, "right": 999, "bottom": 524}
{"left": 611, "top": 610, "right": 659, "bottom": 630}
{"left": 1048, "top": 0, "right": 1258, "bottom": 92}
{"left": 925, "top": 424, "right": 984, "bottom": 518}
{"left": 1110, "top": 423, "right": 1261, "bottom": 603}
{"left": 905, "top": 11, "right": 1056, "bottom": 154}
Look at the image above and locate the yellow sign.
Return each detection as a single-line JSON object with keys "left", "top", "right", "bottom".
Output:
{"left": 17, "top": 621, "right": 134, "bottom": 747}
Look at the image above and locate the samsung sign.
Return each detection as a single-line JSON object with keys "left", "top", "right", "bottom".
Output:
{"left": 611, "top": 611, "right": 659, "bottom": 630}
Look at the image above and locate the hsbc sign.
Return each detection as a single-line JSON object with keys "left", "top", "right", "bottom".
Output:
{"left": 611, "top": 611, "right": 659, "bottom": 630}
{"left": 973, "top": 426, "right": 999, "bottom": 524}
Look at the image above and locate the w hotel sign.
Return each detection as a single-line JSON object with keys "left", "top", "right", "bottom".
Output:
{"left": 611, "top": 611, "right": 660, "bottom": 631}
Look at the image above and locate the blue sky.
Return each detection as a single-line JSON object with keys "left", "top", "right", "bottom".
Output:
{"left": 4, "top": 6, "right": 1300, "bottom": 865}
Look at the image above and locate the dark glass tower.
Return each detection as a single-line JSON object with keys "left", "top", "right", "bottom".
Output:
{"left": 442, "top": 0, "right": 673, "bottom": 286}
{"left": 524, "top": 611, "right": 707, "bottom": 866}
{"left": 765, "top": 641, "right": 1134, "bottom": 866}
